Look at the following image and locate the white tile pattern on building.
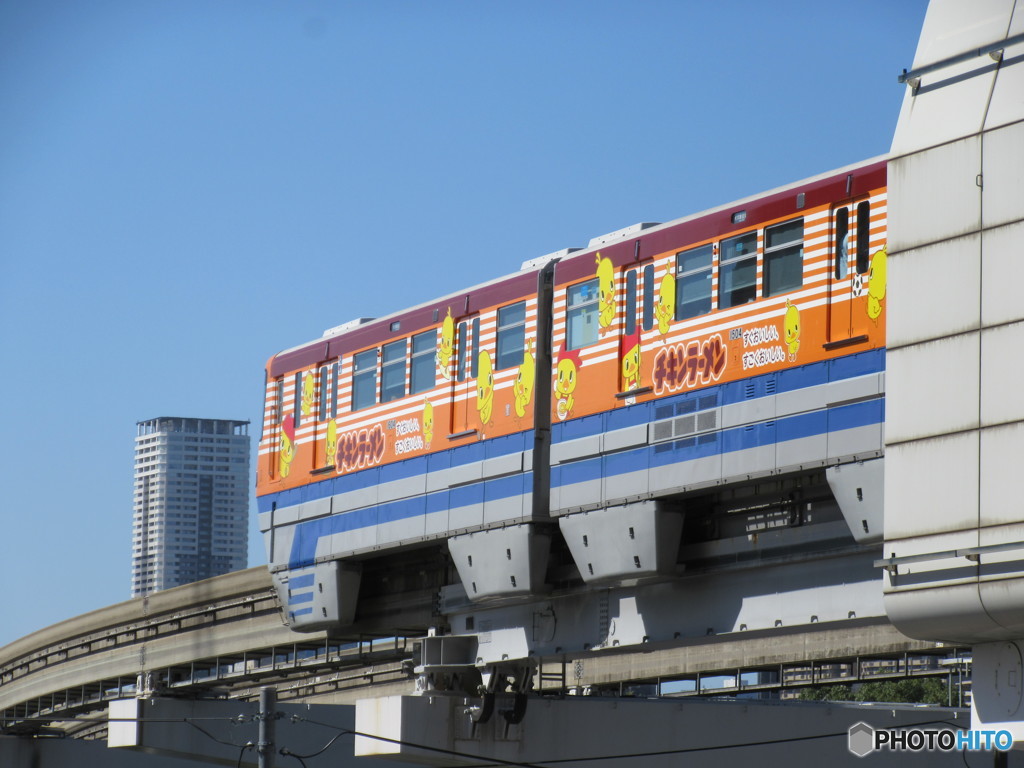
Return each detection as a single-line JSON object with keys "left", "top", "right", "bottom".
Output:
{"left": 132, "top": 417, "right": 250, "bottom": 597}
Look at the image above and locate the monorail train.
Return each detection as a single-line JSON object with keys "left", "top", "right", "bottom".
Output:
{"left": 257, "top": 157, "right": 887, "bottom": 631}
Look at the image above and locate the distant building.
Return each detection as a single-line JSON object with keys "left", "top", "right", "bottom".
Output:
{"left": 131, "top": 417, "right": 250, "bottom": 597}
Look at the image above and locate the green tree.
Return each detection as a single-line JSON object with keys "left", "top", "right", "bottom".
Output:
{"left": 854, "top": 678, "right": 948, "bottom": 705}
{"left": 799, "top": 678, "right": 951, "bottom": 705}
{"left": 798, "top": 684, "right": 853, "bottom": 701}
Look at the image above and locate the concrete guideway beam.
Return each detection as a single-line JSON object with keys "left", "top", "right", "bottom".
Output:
{"left": 108, "top": 696, "right": 411, "bottom": 767}
{"left": 1, "top": 735, "right": 198, "bottom": 768}
{"left": 441, "top": 547, "right": 888, "bottom": 666}
{"left": 356, "top": 693, "right": 971, "bottom": 767}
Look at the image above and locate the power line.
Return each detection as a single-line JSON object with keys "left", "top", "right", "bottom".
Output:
{"left": 527, "top": 718, "right": 968, "bottom": 764}
{"left": 295, "top": 716, "right": 545, "bottom": 768}
{"left": 0, "top": 715, "right": 249, "bottom": 726}
{"left": 278, "top": 731, "right": 347, "bottom": 760}
{"left": 2, "top": 710, "right": 973, "bottom": 766}
{"left": 185, "top": 718, "right": 252, "bottom": 749}
{"left": 297, "top": 715, "right": 971, "bottom": 766}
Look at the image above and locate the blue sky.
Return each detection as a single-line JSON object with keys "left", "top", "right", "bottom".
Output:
{"left": 0, "top": 0, "right": 927, "bottom": 648}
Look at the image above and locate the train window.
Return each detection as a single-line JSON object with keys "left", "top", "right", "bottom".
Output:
{"left": 624, "top": 271, "right": 637, "bottom": 336}
{"left": 275, "top": 378, "right": 285, "bottom": 424}
{"left": 496, "top": 302, "right": 526, "bottom": 370}
{"left": 856, "top": 201, "right": 871, "bottom": 274}
{"left": 381, "top": 340, "right": 407, "bottom": 403}
{"left": 410, "top": 331, "right": 435, "bottom": 394}
{"left": 318, "top": 366, "right": 330, "bottom": 422}
{"left": 294, "top": 372, "right": 304, "bottom": 427}
{"left": 642, "top": 263, "right": 655, "bottom": 331}
{"left": 834, "top": 208, "right": 849, "bottom": 279}
{"left": 457, "top": 322, "right": 468, "bottom": 382}
{"left": 676, "top": 244, "right": 713, "bottom": 320}
{"left": 352, "top": 349, "right": 378, "bottom": 411}
{"left": 763, "top": 218, "right": 803, "bottom": 297}
{"left": 470, "top": 318, "right": 481, "bottom": 378}
{"left": 566, "top": 278, "right": 600, "bottom": 350}
{"left": 718, "top": 232, "right": 757, "bottom": 308}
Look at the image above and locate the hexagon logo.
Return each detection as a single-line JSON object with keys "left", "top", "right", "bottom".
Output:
{"left": 848, "top": 721, "right": 875, "bottom": 757}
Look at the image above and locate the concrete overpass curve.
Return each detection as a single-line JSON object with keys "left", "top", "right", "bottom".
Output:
{"left": 0, "top": 567, "right": 433, "bottom": 735}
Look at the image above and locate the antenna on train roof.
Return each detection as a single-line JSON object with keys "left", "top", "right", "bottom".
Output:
{"left": 588, "top": 222, "right": 660, "bottom": 248}
{"left": 520, "top": 247, "right": 580, "bottom": 271}
{"left": 322, "top": 317, "right": 375, "bottom": 337}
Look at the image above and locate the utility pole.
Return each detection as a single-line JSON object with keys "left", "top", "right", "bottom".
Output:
{"left": 258, "top": 686, "right": 277, "bottom": 768}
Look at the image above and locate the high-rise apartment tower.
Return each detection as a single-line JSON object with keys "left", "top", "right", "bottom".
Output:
{"left": 132, "top": 417, "right": 250, "bottom": 597}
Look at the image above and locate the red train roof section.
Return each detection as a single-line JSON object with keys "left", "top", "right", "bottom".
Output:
{"left": 554, "top": 159, "right": 886, "bottom": 283}
{"left": 268, "top": 157, "right": 886, "bottom": 379}
{"left": 269, "top": 268, "right": 539, "bottom": 378}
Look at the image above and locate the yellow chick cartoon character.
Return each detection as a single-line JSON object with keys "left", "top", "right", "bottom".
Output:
{"left": 656, "top": 271, "right": 676, "bottom": 335}
{"left": 621, "top": 332, "right": 642, "bottom": 391}
{"left": 513, "top": 340, "right": 536, "bottom": 419}
{"left": 784, "top": 300, "right": 801, "bottom": 360}
{"left": 866, "top": 245, "right": 887, "bottom": 324}
{"left": 279, "top": 415, "right": 296, "bottom": 478}
{"left": 422, "top": 400, "right": 434, "bottom": 447}
{"left": 301, "top": 372, "right": 315, "bottom": 417}
{"left": 325, "top": 419, "right": 338, "bottom": 467}
{"left": 596, "top": 253, "right": 616, "bottom": 329}
{"left": 436, "top": 308, "right": 455, "bottom": 379}
{"left": 476, "top": 350, "right": 494, "bottom": 425}
{"left": 554, "top": 345, "right": 581, "bottom": 421}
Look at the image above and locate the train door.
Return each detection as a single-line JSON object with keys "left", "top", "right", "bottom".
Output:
{"left": 619, "top": 263, "right": 653, "bottom": 397}
{"left": 849, "top": 200, "right": 874, "bottom": 340}
{"left": 449, "top": 316, "right": 480, "bottom": 436}
{"left": 826, "top": 200, "right": 874, "bottom": 346}
{"left": 267, "top": 376, "right": 285, "bottom": 482}
{"left": 826, "top": 205, "right": 853, "bottom": 343}
{"left": 314, "top": 361, "right": 339, "bottom": 470}
{"left": 621, "top": 267, "right": 639, "bottom": 395}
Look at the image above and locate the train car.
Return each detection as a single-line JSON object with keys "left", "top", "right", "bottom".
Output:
{"left": 257, "top": 156, "right": 887, "bottom": 631}
{"left": 546, "top": 158, "right": 887, "bottom": 583}
{"left": 258, "top": 263, "right": 558, "bottom": 629}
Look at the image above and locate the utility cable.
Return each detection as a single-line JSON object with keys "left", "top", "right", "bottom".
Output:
{"left": 184, "top": 718, "right": 252, "bottom": 749}
{"left": 293, "top": 716, "right": 544, "bottom": 768}
{"left": 528, "top": 717, "right": 970, "bottom": 764}
{"left": 278, "top": 749, "right": 308, "bottom": 768}
{"left": 3, "top": 711, "right": 978, "bottom": 766}
{"left": 278, "top": 730, "right": 347, "bottom": 760}
{"left": 294, "top": 714, "right": 972, "bottom": 766}
{"left": 236, "top": 743, "right": 253, "bottom": 768}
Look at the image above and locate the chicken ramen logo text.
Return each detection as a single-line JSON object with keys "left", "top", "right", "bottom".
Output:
{"left": 652, "top": 334, "right": 727, "bottom": 395}
{"left": 337, "top": 424, "right": 386, "bottom": 472}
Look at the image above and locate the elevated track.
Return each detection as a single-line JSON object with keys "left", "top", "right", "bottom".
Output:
{"left": 1, "top": 564, "right": 956, "bottom": 741}
{"left": 0, "top": 567, "right": 431, "bottom": 736}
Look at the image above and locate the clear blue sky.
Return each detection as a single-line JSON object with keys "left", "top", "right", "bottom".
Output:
{"left": 0, "top": 0, "right": 927, "bottom": 648}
